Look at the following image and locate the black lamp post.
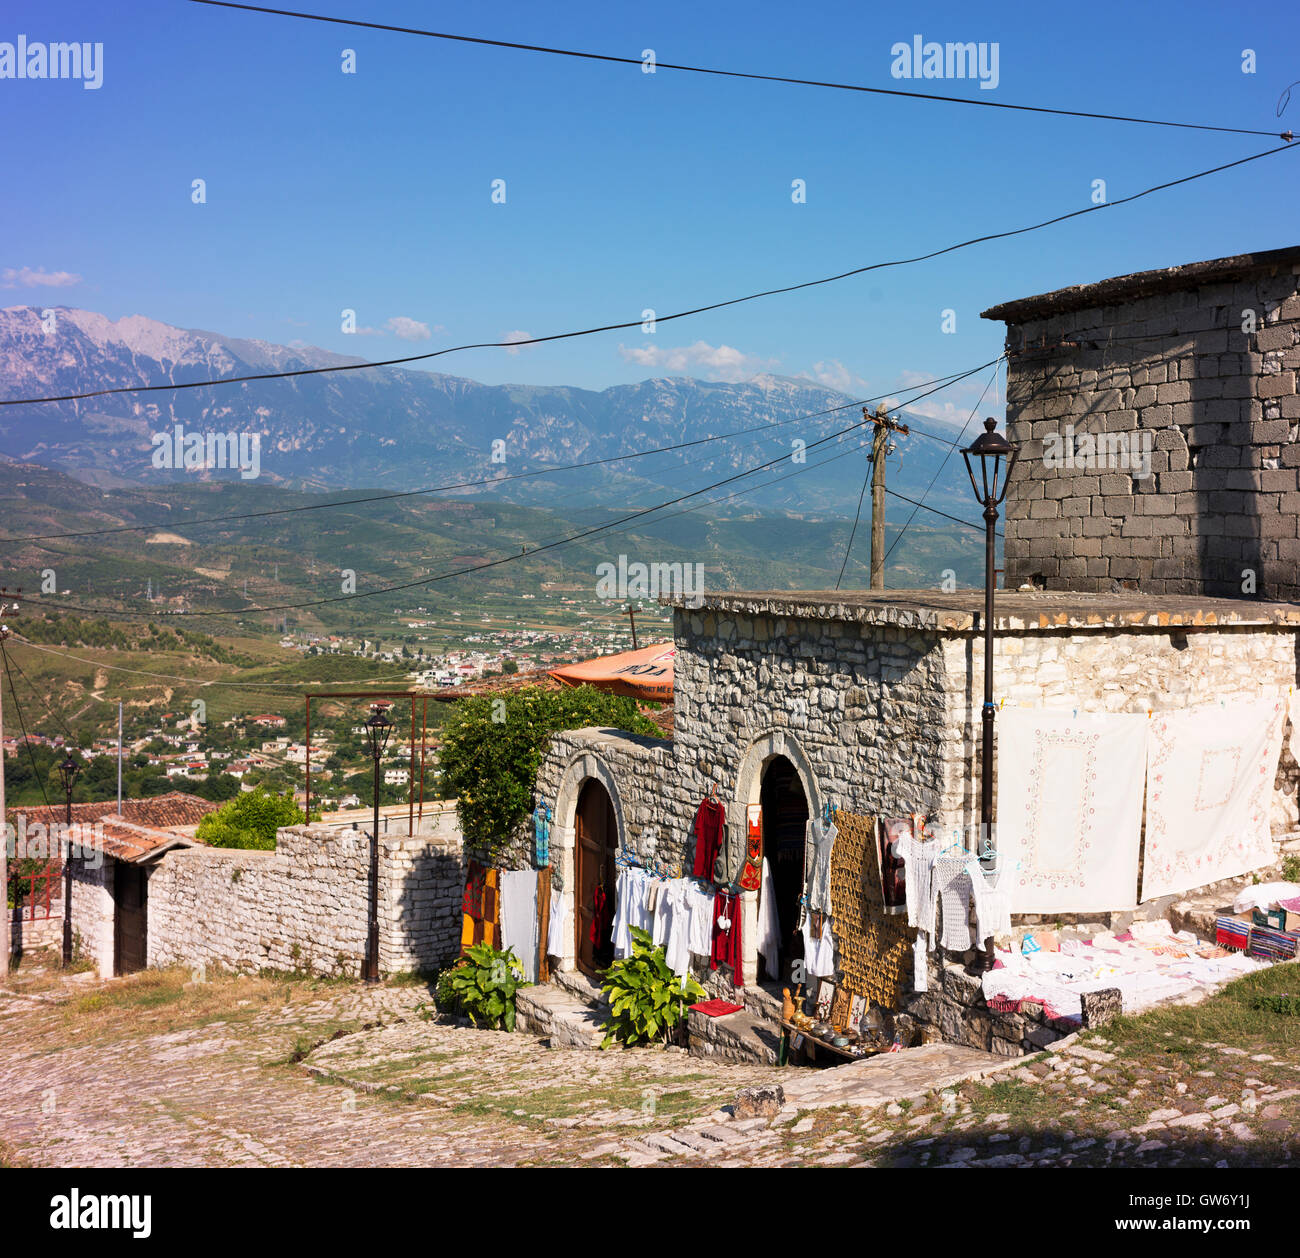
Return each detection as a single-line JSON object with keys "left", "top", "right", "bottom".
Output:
{"left": 362, "top": 705, "right": 392, "bottom": 983}
{"left": 58, "top": 754, "right": 79, "bottom": 967}
{"left": 961, "top": 416, "right": 1018, "bottom": 873}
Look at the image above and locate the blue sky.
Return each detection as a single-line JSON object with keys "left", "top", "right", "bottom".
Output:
{"left": 3, "top": 0, "right": 1298, "bottom": 426}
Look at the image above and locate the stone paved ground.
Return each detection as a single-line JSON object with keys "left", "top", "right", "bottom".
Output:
{"left": 1, "top": 951, "right": 1297, "bottom": 1168}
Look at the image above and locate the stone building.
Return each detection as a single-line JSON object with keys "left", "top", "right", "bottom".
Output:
{"left": 982, "top": 245, "right": 1300, "bottom": 599}
{"left": 531, "top": 588, "right": 1300, "bottom": 1054}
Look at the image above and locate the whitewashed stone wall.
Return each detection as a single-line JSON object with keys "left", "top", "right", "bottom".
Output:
{"left": 69, "top": 858, "right": 115, "bottom": 979}
{"left": 145, "top": 824, "right": 464, "bottom": 978}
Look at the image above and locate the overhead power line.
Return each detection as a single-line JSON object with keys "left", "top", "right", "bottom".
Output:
{"left": 4, "top": 365, "right": 976, "bottom": 543}
{"left": 187, "top": 1, "right": 1293, "bottom": 141}
{"left": 25, "top": 359, "right": 998, "bottom": 622}
{"left": 4, "top": 142, "right": 1295, "bottom": 411}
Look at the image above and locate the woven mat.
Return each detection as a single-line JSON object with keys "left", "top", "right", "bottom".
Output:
{"left": 829, "top": 812, "right": 913, "bottom": 1009}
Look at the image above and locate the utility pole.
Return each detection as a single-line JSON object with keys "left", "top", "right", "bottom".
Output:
{"left": 0, "top": 590, "right": 19, "bottom": 978}
{"left": 867, "top": 403, "right": 909, "bottom": 590}
{"left": 624, "top": 605, "right": 638, "bottom": 649}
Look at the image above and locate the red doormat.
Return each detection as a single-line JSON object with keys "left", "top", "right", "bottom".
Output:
{"left": 690, "top": 999, "right": 744, "bottom": 1017}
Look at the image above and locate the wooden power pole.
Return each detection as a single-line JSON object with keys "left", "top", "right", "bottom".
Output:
{"left": 867, "top": 404, "right": 909, "bottom": 590}
{"left": 624, "top": 605, "right": 639, "bottom": 650}
{"left": 0, "top": 590, "right": 18, "bottom": 977}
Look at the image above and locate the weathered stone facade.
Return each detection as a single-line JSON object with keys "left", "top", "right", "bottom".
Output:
{"left": 982, "top": 246, "right": 1300, "bottom": 599}
{"left": 67, "top": 813, "right": 465, "bottom": 980}
{"left": 532, "top": 589, "right": 1300, "bottom": 1029}
{"left": 145, "top": 824, "right": 464, "bottom": 978}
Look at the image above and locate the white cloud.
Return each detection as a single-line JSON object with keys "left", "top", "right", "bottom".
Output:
{"left": 385, "top": 316, "right": 435, "bottom": 342}
{"left": 501, "top": 330, "right": 535, "bottom": 355}
{"left": 617, "top": 339, "right": 778, "bottom": 383}
{"left": 799, "top": 359, "right": 869, "bottom": 394}
{"left": 2, "top": 266, "right": 82, "bottom": 289}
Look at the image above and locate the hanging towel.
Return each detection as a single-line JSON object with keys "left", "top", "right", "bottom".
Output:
{"left": 663, "top": 881, "right": 692, "bottom": 978}
{"left": 499, "top": 870, "right": 539, "bottom": 982}
{"left": 756, "top": 858, "right": 781, "bottom": 971}
{"left": 804, "top": 817, "right": 836, "bottom": 914}
{"left": 1144, "top": 696, "right": 1286, "bottom": 900}
{"left": 546, "top": 887, "right": 566, "bottom": 959}
{"left": 996, "top": 707, "right": 1146, "bottom": 913}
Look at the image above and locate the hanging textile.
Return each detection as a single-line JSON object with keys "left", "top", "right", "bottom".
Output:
{"left": 804, "top": 815, "right": 836, "bottom": 914}
{"left": 996, "top": 708, "right": 1146, "bottom": 913}
{"left": 739, "top": 804, "right": 763, "bottom": 892}
{"left": 932, "top": 857, "right": 974, "bottom": 952}
{"left": 532, "top": 802, "right": 551, "bottom": 868}
{"left": 876, "top": 818, "right": 907, "bottom": 916}
{"left": 546, "top": 886, "right": 566, "bottom": 959}
{"left": 710, "top": 890, "right": 743, "bottom": 986}
{"left": 499, "top": 869, "right": 540, "bottom": 982}
{"left": 460, "top": 861, "right": 500, "bottom": 952}
{"left": 691, "top": 797, "right": 727, "bottom": 881}
{"left": 589, "top": 885, "right": 609, "bottom": 947}
{"left": 896, "top": 825, "right": 939, "bottom": 936}
{"left": 756, "top": 857, "right": 781, "bottom": 972}
{"left": 801, "top": 913, "right": 836, "bottom": 978}
{"left": 828, "top": 811, "right": 912, "bottom": 1006}
{"left": 1143, "top": 696, "right": 1286, "bottom": 900}
{"left": 686, "top": 882, "right": 715, "bottom": 958}
{"left": 967, "top": 859, "right": 1012, "bottom": 945}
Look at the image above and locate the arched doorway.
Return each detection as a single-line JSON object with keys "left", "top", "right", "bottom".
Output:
{"left": 759, "top": 756, "right": 808, "bottom": 984}
{"left": 574, "top": 778, "right": 618, "bottom": 977}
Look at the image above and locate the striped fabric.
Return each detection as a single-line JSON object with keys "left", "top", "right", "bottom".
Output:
{"left": 1247, "top": 925, "right": 1299, "bottom": 962}
{"left": 1215, "top": 916, "right": 1251, "bottom": 952}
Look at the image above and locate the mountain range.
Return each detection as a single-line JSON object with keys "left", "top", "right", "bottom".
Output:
{"left": 0, "top": 306, "right": 976, "bottom": 518}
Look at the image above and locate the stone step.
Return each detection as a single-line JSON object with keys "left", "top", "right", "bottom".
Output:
{"left": 515, "top": 984, "right": 607, "bottom": 1050}
{"left": 551, "top": 967, "right": 607, "bottom": 1009}
{"left": 687, "top": 1005, "right": 781, "bottom": 1066}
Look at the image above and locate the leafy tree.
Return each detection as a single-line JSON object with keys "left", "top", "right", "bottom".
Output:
{"left": 195, "top": 785, "right": 306, "bottom": 850}
{"left": 438, "top": 685, "right": 659, "bottom": 862}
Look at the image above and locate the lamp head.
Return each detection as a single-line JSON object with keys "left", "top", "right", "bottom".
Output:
{"left": 961, "top": 417, "right": 1018, "bottom": 506}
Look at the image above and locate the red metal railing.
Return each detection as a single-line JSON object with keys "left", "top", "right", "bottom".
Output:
{"left": 9, "top": 860, "right": 63, "bottom": 921}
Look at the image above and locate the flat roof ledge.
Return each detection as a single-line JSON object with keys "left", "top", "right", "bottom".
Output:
{"left": 981, "top": 245, "right": 1300, "bottom": 324}
{"left": 665, "top": 589, "right": 1300, "bottom": 635}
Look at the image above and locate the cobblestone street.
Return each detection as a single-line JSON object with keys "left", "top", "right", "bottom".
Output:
{"left": 1, "top": 958, "right": 1297, "bottom": 1169}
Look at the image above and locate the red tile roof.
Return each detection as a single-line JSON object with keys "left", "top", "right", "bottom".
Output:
{"left": 11, "top": 791, "right": 220, "bottom": 833}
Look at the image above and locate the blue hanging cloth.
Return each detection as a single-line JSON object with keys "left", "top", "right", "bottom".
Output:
{"left": 533, "top": 801, "right": 552, "bottom": 868}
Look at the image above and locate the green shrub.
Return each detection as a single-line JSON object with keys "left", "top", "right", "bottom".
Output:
{"left": 441, "top": 943, "right": 530, "bottom": 1031}
{"left": 195, "top": 785, "right": 306, "bottom": 850}
{"left": 599, "top": 926, "right": 705, "bottom": 1049}
{"left": 438, "top": 684, "right": 661, "bottom": 863}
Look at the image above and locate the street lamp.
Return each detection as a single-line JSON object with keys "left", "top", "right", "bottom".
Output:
{"left": 58, "top": 753, "right": 79, "bottom": 967}
{"left": 362, "top": 705, "right": 392, "bottom": 983}
{"left": 961, "top": 417, "right": 1017, "bottom": 968}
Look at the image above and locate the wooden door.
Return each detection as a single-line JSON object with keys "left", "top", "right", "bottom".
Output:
{"left": 575, "top": 780, "right": 617, "bottom": 977}
{"left": 113, "top": 862, "right": 148, "bottom": 976}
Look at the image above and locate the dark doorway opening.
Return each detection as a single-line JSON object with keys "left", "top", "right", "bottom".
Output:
{"left": 759, "top": 756, "right": 808, "bottom": 984}
{"left": 575, "top": 779, "right": 618, "bottom": 978}
{"left": 113, "top": 861, "right": 148, "bottom": 976}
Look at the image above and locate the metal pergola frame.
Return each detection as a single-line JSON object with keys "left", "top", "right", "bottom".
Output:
{"left": 303, "top": 690, "right": 432, "bottom": 834}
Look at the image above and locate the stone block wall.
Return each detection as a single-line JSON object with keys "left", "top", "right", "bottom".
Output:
{"left": 145, "top": 824, "right": 464, "bottom": 978}
{"left": 69, "top": 857, "right": 115, "bottom": 979}
{"left": 993, "top": 260, "right": 1300, "bottom": 597}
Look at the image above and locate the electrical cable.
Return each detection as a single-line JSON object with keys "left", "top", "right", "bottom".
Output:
{"left": 3, "top": 143, "right": 1293, "bottom": 410}
{"left": 187, "top": 1, "right": 1294, "bottom": 141}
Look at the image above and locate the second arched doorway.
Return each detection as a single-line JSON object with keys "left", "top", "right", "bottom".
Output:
{"left": 759, "top": 755, "right": 809, "bottom": 983}
{"left": 574, "top": 777, "right": 618, "bottom": 977}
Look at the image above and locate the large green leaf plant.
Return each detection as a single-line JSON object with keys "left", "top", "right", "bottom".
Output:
{"left": 599, "top": 926, "right": 706, "bottom": 1049}
{"left": 443, "top": 943, "right": 531, "bottom": 1031}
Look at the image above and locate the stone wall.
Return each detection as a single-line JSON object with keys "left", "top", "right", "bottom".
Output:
{"left": 70, "top": 857, "right": 114, "bottom": 979}
{"left": 989, "top": 257, "right": 1300, "bottom": 598}
{"left": 144, "top": 824, "right": 464, "bottom": 978}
